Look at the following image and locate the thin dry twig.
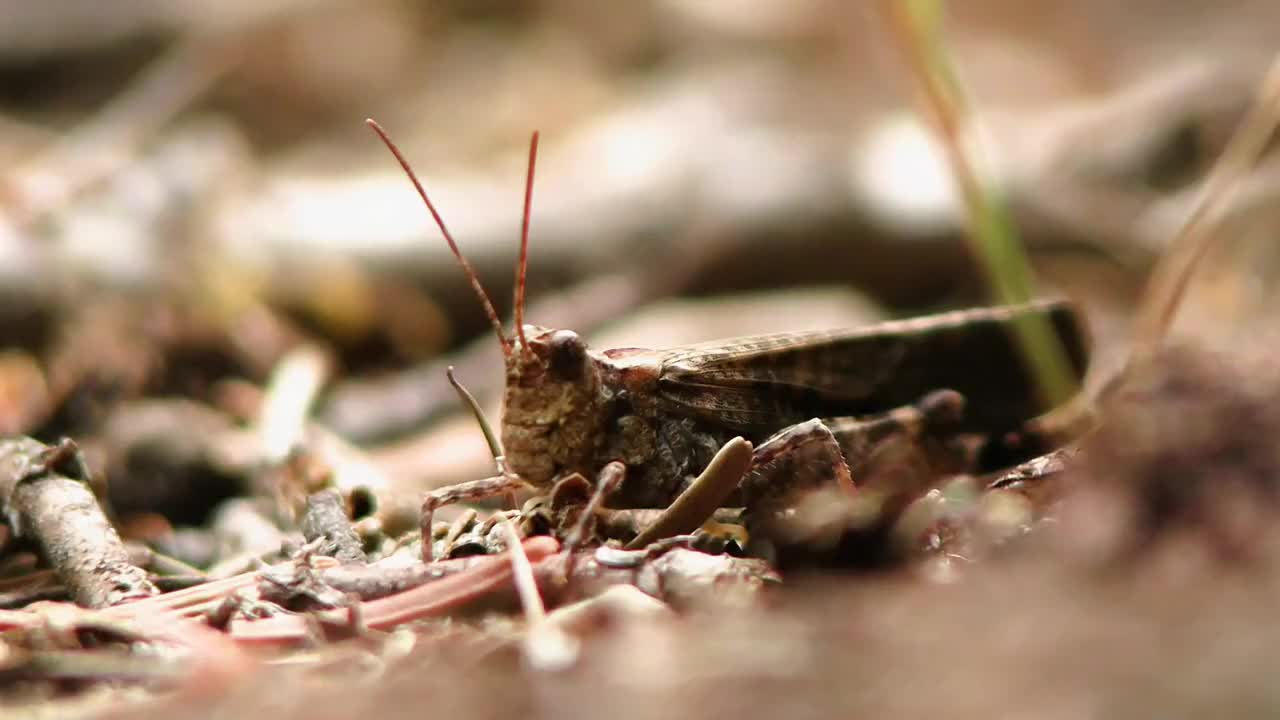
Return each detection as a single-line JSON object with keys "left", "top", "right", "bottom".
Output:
{"left": 879, "top": 0, "right": 1078, "bottom": 409}
{"left": 1130, "top": 53, "right": 1280, "bottom": 356}
{"left": 228, "top": 536, "right": 559, "bottom": 645}
{"left": 258, "top": 344, "right": 333, "bottom": 464}
{"left": 124, "top": 610, "right": 253, "bottom": 699}
{"left": 103, "top": 569, "right": 261, "bottom": 619}
{"left": 1, "top": 601, "right": 252, "bottom": 698}
{"left": 502, "top": 519, "right": 545, "bottom": 623}
{"left": 285, "top": 553, "right": 497, "bottom": 601}
{"left": 101, "top": 556, "right": 340, "bottom": 621}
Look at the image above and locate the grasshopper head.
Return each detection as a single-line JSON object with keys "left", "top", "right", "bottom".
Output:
{"left": 501, "top": 325, "right": 605, "bottom": 487}
{"left": 368, "top": 121, "right": 591, "bottom": 486}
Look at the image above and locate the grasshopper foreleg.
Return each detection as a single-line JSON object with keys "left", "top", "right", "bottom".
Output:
{"left": 561, "top": 461, "right": 626, "bottom": 579}
{"left": 420, "top": 474, "right": 524, "bottom": 562}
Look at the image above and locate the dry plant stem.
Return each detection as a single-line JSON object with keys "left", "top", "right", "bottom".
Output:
{"left": 219, "top": 379, "right": 393, "bottom": 502}
{"left": 880, "top": 1, "right": 1029, "bottom": 301}
{"left": 147, "top": 551, "right": 207, "bottom": 579}
{"left": 542, "top": 585, "right": 674, "bottom": 636}
{"left": 990, "top": 448, "right": 1072, "bottom": 490}
{"left": 3, "top": 649, "right": 190, "bottom": 683}
{"left": 152, "top": 575, "right": 211, "bottom": 592}
{"left": 0, "top": 608, "right": 46, "bottom": 630}
{"left": 1131, "top": 54, "right": 1280, "bottom": 355}
{"left": 101, "top": 557, "right": 339, "bottom": 620}
{"left": 230, "top": 536, "right": 559, "bottom": 645}
{"left": 101, "top": 569, "right": 261, "bottom": 619}
{"left": 0, "top": 605, "right": 250, "bottom": 697}
{"left": 502, "top": 519, "right": 545, "bottom": 622}
{"left": 3, "top": 35, "right": 238, "bottom": 225}
{"left": 125, "top": 612, "right": 253, "bottom": 699}
{"left": 0, "top": 567, "right": 54, "bottom": 591}
{"left": 0, "top": 542, "right": 773, "bottom": 641}
{"left": 880, "top": 1, "right": 1076, "bottom": 408}
{"left": 305, "top": 421, "right": 393, "bottom": 495}
{"left": 301, "top": 489, "right": 366, "bottom": 564}
{"left": 0, "top": 437, "right": 157, "bottom": 608}
{"left": 307, "top": 553, "right": 496, "bottom": 600}
{"left": 544, "top": 544, "right": 777, "bottom": 606}
{"left": 209, "top": 498, "right": 289, "bottom": 575}
{"left": 206, "top": 552, "right": 274, "bottom": 582}
{"left": 626, "top": 437, "right": 753, "bottom": 550}
{"left": 0, "top": 584, "right": 67, "bottom": 607}
{"left": 258, "top": 345, "right": 332, "bottom": 463}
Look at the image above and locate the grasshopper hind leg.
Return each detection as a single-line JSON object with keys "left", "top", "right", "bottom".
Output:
{"left": 741, "top": 390, "right": 968, "bottom": 554}
{"left": 743, "top": 420, "right": 855, "bottom": 511}
{"left": 827, "top": 389, "right": 968, "bottom": 482}
{"left": 740, "top": 419, "right": 856, "bottom": 551}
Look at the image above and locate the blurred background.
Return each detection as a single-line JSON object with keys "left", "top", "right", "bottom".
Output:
{"left": 1, "top": 0, "right": 1279, "bottom": 519}
{"left": 9, "top": 4, "right": 1280, "bottom": 717}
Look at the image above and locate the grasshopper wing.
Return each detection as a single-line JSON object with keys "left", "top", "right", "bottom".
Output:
{"left": 655, "top": 299, "right": 1088, "bottom": 437}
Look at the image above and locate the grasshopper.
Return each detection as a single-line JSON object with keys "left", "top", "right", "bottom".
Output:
{"left": 365, "top": 120, "right": 1090, "bottom": 561}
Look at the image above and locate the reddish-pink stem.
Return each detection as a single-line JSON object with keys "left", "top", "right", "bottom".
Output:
{"left": 228, "top": 536, "right": 559, "bottom": 645}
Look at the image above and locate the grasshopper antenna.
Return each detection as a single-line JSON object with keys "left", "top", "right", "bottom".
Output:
{"left": 513, "top": 131, "right": 539, "bottom": 355}
{"left": 366, "top": 118, "right": 512, "bottom": 356}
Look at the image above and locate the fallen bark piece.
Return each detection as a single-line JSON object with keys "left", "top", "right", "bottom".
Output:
{"left": 300, "top": 488, "right": 366, "bottom": 564}
{"left": 0, "top": 436, "right": 158, "bottom": 608}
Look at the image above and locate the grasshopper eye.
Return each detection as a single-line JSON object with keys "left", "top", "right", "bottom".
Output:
{"left": 547, "top": 330, "right": 587, "bottom": 380}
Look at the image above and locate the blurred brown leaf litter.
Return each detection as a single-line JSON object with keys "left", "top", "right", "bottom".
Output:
{"left": 2, "top": 1, "right": 1280, "bottom": 718}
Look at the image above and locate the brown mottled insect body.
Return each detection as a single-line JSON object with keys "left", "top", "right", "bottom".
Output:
{"left": 364, "top": 119, "right": 1090, "bottom": 561}
{"left": 502, "top": 300, "right": 1086, "bottom": 514}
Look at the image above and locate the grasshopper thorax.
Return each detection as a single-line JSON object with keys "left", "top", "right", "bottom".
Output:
{"left": 502, "top": 325, "right": 607, "bottom": 488}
